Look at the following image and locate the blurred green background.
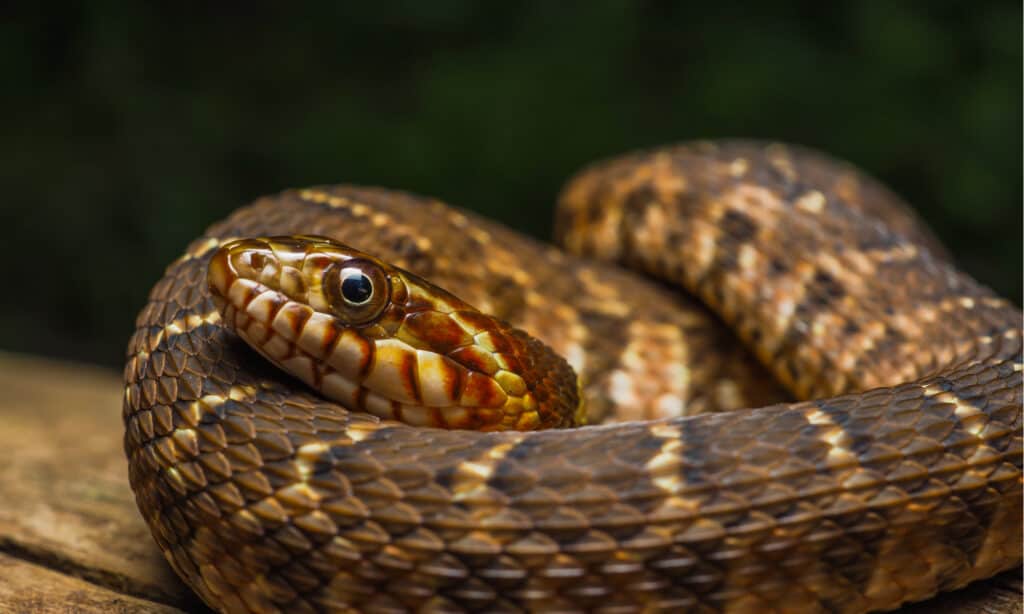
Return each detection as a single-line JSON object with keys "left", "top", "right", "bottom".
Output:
{"left": 2, "top": 2, "right": 1020, "bottom": 368}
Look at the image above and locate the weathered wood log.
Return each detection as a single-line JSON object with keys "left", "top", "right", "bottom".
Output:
{"left": 0, "top": 351, "right": 1018, "bottom": 613}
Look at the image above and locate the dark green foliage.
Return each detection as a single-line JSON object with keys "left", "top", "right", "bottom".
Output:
{"left": 1, "top": 2, "right": 1019, "bottom": 366}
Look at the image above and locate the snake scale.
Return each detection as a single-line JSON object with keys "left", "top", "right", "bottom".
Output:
{"left": 122, "top": 141, "right": 1022, "bottom": 613}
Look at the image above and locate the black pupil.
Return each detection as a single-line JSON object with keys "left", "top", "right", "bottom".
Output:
{"left": 341, "top": 272, "right": 373, "bottom": 304}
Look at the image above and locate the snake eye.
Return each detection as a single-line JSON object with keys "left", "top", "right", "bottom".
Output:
{"left": 324, "top": 259, "right": 389, "bottom": 324}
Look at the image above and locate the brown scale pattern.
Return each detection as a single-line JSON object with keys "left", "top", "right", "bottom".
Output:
{"left": 124, "top": 141, "right": 1022, "bottom": 613}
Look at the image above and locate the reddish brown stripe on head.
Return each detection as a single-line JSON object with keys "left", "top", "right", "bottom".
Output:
{"left": 401, "top": 311, "right": 474, "bottom": 354}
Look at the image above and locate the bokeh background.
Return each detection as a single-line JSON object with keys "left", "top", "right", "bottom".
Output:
{"left": 2, "top": 2, "right": 1020, "bottom": 368}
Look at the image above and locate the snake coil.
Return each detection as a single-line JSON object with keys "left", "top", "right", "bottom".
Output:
{"left": 123, "top": 142, "right": 1022, "bottom": 613}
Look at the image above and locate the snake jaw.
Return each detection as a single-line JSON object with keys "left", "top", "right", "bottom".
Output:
{"left": 208, "top": 235, "right": 582, "bottom": 430}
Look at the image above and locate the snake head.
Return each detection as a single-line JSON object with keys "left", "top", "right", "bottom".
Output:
{"left": 208, "top": 235, "right": 581, "bottom": 430}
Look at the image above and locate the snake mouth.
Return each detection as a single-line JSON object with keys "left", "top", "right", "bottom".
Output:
{"left": 207, "top": 236, "right": 579, "bottom": 430}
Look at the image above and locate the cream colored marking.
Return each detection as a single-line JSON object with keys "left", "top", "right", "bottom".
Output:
{"left": 608, "top": 369, "right": 637, "bottom": 407}
{"left": 272, "top": 302, "right": 315, "bottom": 341}
{"left": 959, "top": 297, "right": 976, "bottom": 309}
{"left": 654, "top": 394, "right": 683, "bottom": 416}
{"left": 606, "top": 322, "right": 689, "bottom": 420}
{"left": 563, "top": 340, "right": 586, "bottom": 375}
{"left": 450, "top": 437, "right": 524, "bottom": 501}
{"left": 795, "top": 190, "right": 826, "bottom": 214}
{"left": 981, "top": 297, "right": 1011, "bottom": 309}
{"left": 183, "top": 387, "right": 260, "bottom": 425}
{"left": 638, "top": 204, "right": 668, "bottom": 253}
{"left": 363, "top": 338, "right": 420, "bottom": 404}
{"left": 691, "top": 219, "right": 717, "bottom": 276}
{"left": 714, "top": 380, "right": 741, "bottom": 410}
{"left": 278, "top": 267, "right": 305, "bottom": 298}
{"left": 295, "top": 441, "right": 332, "bottom": 482}
{"left": 298, "top": 189, "right": 330, "bottom": 204}
{"left": 468, "top": 227, "right": 491, "bottom": 244}
{"left": 729, "top": 157, "right": 749, "bottom": 177}
{"left": 766, "top": 144, "right": 796, "bottom": 182}
{"left": 447, "top": 209, "right": 469, "bottom": 229}
{"left": 438, "top": 405, "right": 470, "bottom": 425}
{"left": 645, "top": 423, "right": 684, "bottom": 493}
{"left": 345, "top": 423, "right": 375, "bottom": 442}
{"left": 142, "top": 310, "right": 223, "bottom": 355}
{"left": 243, "top": 288, "right": 280, "bottom": 323}
{"left": 228, "top": 278, "right": 259, "bottom": 310}
{"left": 295, "top": 311, "right": 338, "bottom": 359}
{"left": 804, "top": 408, "right": 856, "bottom": 464}
{"left": 299, "top": 190, "right": 379, "bottom": 224}
{"left": 510, "top": 267, "right": 531, "bottom": 286}
{"left": 473, "top": 331, "right": 501, "bottom": 352}
{"left": 327, "top": 329, "right": 371, "bottom": 379}
{"left": 416, "top": 350, "right": 462, "bottom": 407}
{"left": 737, "top": 244, "right": 758, "bottom": 276}
{"left": 805, "top": 408, "right": 832, "bottom": 426}
{"left": 924, "top": 384, "right": 986, "bottom": 436}
{"left": 181, "top": 312, "right": 223, "bottom": 335}
{"left": 449, "top": 311, "right": 485, "bottom": 337}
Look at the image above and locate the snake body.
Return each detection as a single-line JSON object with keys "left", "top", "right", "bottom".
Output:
{"left": 123, "top": 142, "right": 1022, "bottom": 613}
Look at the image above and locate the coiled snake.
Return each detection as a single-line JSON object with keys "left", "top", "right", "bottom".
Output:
{"left": 123, "top": 141, "right": 1022, "bottom": 613}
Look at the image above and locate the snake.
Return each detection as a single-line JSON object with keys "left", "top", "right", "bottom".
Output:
{"left": 122, "top": 141, "right": 1022, "bottom": 613}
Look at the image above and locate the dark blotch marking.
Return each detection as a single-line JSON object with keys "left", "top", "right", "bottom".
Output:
{"left": 390, "top": 234, "right": 433, "bottom": 276}
{"left": 809, "top": 398, "right": 887, "bottom": 593}
{"left": 810, "top": 271, "right": 846, "bottom": 305}
{"left": 623, "top": 183, "right": 660, "bottom": 218}
{"left": 433, "top": 435, "right": 519, "bottom": 491}
{"left": 721, "top": 210, "right": 758, "bottom": 242}
{"left": 485, "top": 274, "right": 528, "bottom": 324}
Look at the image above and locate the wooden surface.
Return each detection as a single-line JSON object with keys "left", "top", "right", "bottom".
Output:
{"left": 0, "top": 351, "right": 1019, "bottom": 613}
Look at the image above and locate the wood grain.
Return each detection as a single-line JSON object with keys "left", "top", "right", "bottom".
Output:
{"left": 0, "top": 351, "right": 208, "bottom": 612}
{"left": 0, "top": 351, "right": 1018, "bottom": 613}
